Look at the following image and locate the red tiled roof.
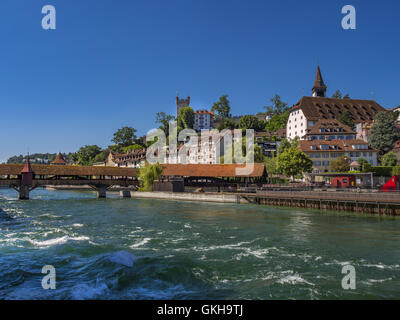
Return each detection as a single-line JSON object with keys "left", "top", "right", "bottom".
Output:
{"left": 161, "top": 163, "right": 266, "bottom": 178}
{"left": 291, "top": 96, "right": 386, "bottom": 123}
{"left": 306, "top": 119, "right": 355, "bottom": 135}
{"left": 313, "top": 66, "right": 327, "bottom": 90}
{"left": 113, "top": 149, "right": 146, "bottom": 164}
{"left": 299, "top": 139, "right": 377, "bottom": 152}
{"left": 21, "top": 156, "right": 34, "bottom": 173}
{"left": 0, "top": 164, "right": 139, "bottom": 177}
{"left": 51, "top": 153, "right": 66, "bottom": 165}
{"left": 195, "top": 110, "right": 214, "bottom": 116}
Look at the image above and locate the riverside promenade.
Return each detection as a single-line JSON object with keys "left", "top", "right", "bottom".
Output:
{"left": 129, "top": 190, "right": 400, "bottom": 215}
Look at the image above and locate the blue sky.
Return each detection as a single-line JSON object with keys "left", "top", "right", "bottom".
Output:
{"left": 0, "top": 0, "right": 399, "bottom": 162}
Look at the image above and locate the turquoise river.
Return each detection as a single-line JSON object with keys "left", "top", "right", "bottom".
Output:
{"left": 0, "top": 188, "right": 399, "bottom": 299}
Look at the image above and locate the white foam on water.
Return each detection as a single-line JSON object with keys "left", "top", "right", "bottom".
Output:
{"left": 234, "top": 247, "right": 279, "bottom": 260}
{"left": 363, "top": 277, "right": 393, "bottom": 286}
{"left": 26, "top": 236, "right": 90, "bottom": 247}
{"left": 277, "top": 274, "right": 314, "bottom": 286}
{"left": 324, "top": 260, "right": 352, "bottom": 266}
{"left": 108, "top": 251, "right": 137, "bottom": 267}
{"left": 130, "top": 237, "right": 151, "bottom": 248}
{"left": 170, "top": 238, "right": 186, "bottom": 243}
{"left": 195, "top": 241, "right": 254, "bottom": 252}
{"left": 72, "top": 282, "right": 109, "bottom": 300}
{"left": 72, "top": 223, "right": 84, "bottom": 228}
{"left": 363, "top": 262, "right": 400, "bottom": 270}
{"left": 37, "top": 213, "right": 60, "bottom": 219}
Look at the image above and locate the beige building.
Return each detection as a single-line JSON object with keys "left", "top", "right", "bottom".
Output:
{"left": 94, "top": 149, "right": 146, "bottom": 168}
{"left": 299, "top": 139, "right": 378, "bottom": 173}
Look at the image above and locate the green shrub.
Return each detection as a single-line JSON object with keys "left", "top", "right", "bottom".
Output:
{"left": 371, "top": 166, "right": 393, "bottom": 177}
{"left": 138, "top": 163, "right": 163, "bottom": 191}
{"left": 392, "top": 165, "right": 400, "bottom": 176}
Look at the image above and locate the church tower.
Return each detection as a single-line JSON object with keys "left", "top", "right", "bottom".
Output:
{"left": 176, "top": 95, "right": 190, "bottom": 116}
{"left": 312, "top": 66, "right": 327, "bottom": 97}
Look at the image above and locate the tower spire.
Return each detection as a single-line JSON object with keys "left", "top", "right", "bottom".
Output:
{"left": 312, "top": 65, "right": 327, "bottom": 97}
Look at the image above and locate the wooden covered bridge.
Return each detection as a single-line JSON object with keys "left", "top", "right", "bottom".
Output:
{"left": 0, "top": 158, "right": 139, "bottom": 199}
{"left": 0, "top": 159, "right": 268, "bottom": 199}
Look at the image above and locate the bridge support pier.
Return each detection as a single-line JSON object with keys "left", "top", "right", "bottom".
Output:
{"left": 120, "top": 190, "right": 131, "bottom": 198}
{"left": 18, "top": 185, "right": 31, "bottom": 200}
{"left": 96, "top": 186, "right": 107, "bottom": 198}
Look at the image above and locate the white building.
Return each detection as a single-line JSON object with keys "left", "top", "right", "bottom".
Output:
{"left": 194, "top": 110, "right": 214, "bottom": 131}
{"left": 286, "top": 66, "right": 386, "bottom": 140}
{"left": 163, "top": 137, "right": 219, "bottom": 164}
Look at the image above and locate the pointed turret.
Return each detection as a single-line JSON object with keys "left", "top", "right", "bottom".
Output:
{"left": 21, "top": 155, "right": 34, "bottom": 173}
{"left": 21, "top": 155, "right": 34, "bottom": 186}
{"left": 51, "top": 152, "right": 66, "bottom": 165}
{"left": 312, "top": 66, "right": 327, "bottom": 97}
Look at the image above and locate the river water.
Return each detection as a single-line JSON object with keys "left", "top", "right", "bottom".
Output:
{"left": 0, "top": 188, "right": 399, "bottom": 299}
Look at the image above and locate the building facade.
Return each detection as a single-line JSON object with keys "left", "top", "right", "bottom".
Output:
{"left": 194, "top": 110, "right": 214, "bottom": 131}
{"left": 286, "top": 66, "right": 386, "bottom": 140}
{"left": 163, "top": 134, "right": 219, "bottom": 164}
{"left": 176, "top": 95, "right": 190, "bottom": 116}
{"left": 299, "top": 139, "right": 378, "bottom": 173}
{"left": 112, "top": 149, "right": 146, "bottom": 168}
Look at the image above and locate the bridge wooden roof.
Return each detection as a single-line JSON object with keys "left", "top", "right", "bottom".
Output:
{"left": 161, "top": 163, "right": 266, "bottom": 178}
{"left": 0, "top": 163, "right": 266, "bottom": 178}
{"left": 0, "top": 164, "right": 139, "bottom": 177}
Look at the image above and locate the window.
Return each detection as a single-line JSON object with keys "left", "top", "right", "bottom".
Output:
{"left": 320, "top": 145, "right": 330, "bottom": 150}
{"left": 352, "top": 144, "right": 368, "bottom": 150}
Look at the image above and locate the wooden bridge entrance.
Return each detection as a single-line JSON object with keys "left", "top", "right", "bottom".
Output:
{"left": 0, "top": 158, "right": 139, "bottom": 200}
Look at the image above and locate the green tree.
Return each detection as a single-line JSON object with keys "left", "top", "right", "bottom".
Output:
{"left": 357, "top": 157, "right": 368, "bottom": 167}
{"left": 211, "top": 95, "right": 231, "bottom": 120}
{"left": 108, "top": 144, "right": 123, "bottom": 153}
{"left": 264, "top": 94, "right": 288, "bottom": 115}
{"left": 338, "top": 111, "right": 355, "bottom": 129}
{"left": 332, "top": 90, "right": 342, "bottom": 99}
{"left": 156, "top": 112, "right": 175, "bottom": 136}
{"left": 264, "top": 155, "right": 279, "bottom": 175}
{"left": 381, "top": 151, "right": 398, "bottom": 166}
{"left": 392, "top": 110, "right": 400, "bottom": 121}
{"left": 361, "top": 162, "right": 372, "bottom": 173}
{"left": 332, "top": 90, "right": 350, "bottom": 99}
{"left": 122, "top": 144, "right": 145, "bottom": 153}
{"left": 112, "top": 126, "right": 137, "bottom": 147}
{"left": 277, "top": 138, "right": 298, "bottom": 155}
{"left": 392, "top": 165, "right": 400, "bottom": 176}
{"left": 217, "top": 118, "right": 237, "bottom": 131}
{"left": 177, "top": 106, "right": 195, "bottom": 130}
{"left": 74, "top": 145, "right": 102, "bottom": 166}
{"left": 238, "top": 115, "right": 265, "bottom": 131}
{"left": 264, "top": 110, "right": 290, "bottom": 132}
{"left": 277, "top": 147, "right": 313, "bottom": 181}
{"left": 369, "top": 112, "right": 400, "bottom": 154}
{"left": 93, "top": 150, "right": 110, "bottom": 163}
{"left": 138, "top": 163, "right": 164, "bottom": 191}
{"left": 330, "top": 156, "right": 350, "bottom": 172}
